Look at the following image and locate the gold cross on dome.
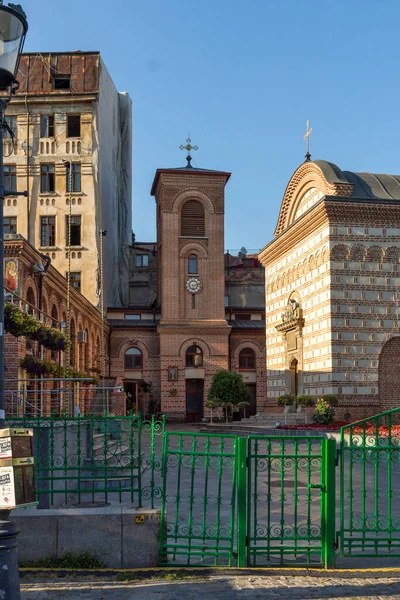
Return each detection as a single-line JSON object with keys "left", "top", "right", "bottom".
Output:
{"left": 179, "top": 133, "right": 198, "bottom": 166}
{"left": 304, "top": 120, "right": 312, "bottom": 161}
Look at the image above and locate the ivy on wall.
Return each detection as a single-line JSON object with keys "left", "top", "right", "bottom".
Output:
{"left": 4, "top": 302, "right": 70, "bottom": 351}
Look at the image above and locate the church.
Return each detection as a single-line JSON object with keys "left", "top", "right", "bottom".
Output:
{"left": 259, "top": 156, "right": 400, "bottom": 421}
{"left": 107, "top": 147, "right": 267, "bottom": 421}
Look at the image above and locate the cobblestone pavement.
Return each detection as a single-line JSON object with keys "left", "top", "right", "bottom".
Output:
{"left": 20, "top": 574, "right": 400, "bottom": 599}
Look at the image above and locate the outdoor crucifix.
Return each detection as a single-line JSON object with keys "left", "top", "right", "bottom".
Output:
{"left": 179, "top": 134, "right": 198, "bottom": 166}
{"left": 304, "top": 120, "right": 312, "bottom": 161}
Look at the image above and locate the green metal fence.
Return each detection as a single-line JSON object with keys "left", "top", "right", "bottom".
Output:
{"left": 247, "top": 435, "right": 336, "bottom": 568}
{"left": 5, "top": 413, "right": 165, "bottom": 507}
{"left": 159, "top": 432, "right": 239, "bottom": 566}
{"left": 339, "top": 408, "right": 400, "bottom": 557}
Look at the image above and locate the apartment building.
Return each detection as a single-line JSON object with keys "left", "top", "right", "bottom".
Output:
{"left": 3, "top": 51, "right": 132, "bottom": 307}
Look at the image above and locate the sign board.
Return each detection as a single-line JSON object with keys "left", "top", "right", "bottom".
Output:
{"left": 0, "top": 466, "right": 16, "bottom": 508}
{"left": 0, "top": 438, "right": 12, "bottom": 460}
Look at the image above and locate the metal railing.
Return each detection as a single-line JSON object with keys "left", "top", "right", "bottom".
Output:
{"left": 340, "top": 408, "right": 400, "bottom": 557}
{"left": 5, "top": 413, "right": 166, "bottom": 508}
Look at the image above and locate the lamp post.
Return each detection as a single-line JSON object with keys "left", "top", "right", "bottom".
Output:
{"left": 0, "top": 3, "right": 28, "bottom": 598}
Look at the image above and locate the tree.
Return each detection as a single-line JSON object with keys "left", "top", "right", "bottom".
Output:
{"left": 207, "top": 370, "right": 251, "bottom": 423}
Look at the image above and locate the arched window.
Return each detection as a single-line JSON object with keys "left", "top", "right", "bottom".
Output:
{"left": 188, "top": 254, "right": 198, "bottom": 274}
{"left": 125, "top": 348, "right": 143, "bottom": 369}
{"left": 239, "top": 348, "right": 256, "bottom": 370}
{"left": 181, "top": 200, "right": 205, "bottom": 237}
{"left": 70, "top": 319, "right": 75, "bottom": 367}
{"left": 26, "top": 287, "right": 35, "bottom": 315}
{"left": 186, "top": 345, "right": 203, "bottom": 367}
{"left": 84, "top": 329, "right": 89, "bottom": 371}
{"left": 51, "top": 305, "right": 58, "bottom": 328}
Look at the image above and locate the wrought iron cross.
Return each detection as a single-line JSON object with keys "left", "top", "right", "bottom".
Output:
{"left": 179, "top": 134, "right": 198, "bottom": 166}
{"left": 304, "top": 120, "right": 312, "bottom": 161}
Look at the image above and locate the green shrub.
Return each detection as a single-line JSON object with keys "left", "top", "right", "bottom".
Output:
{"left": 312, "top": 398, "right": 335, "bottom": 425}
{"left": 277, "top": 393, "right": 295, "bottom": 407}
{"left": 295, "top": 395, "right": 315, "bottom": 408}
{"left": 20, "top": 551, "right": 106, "bottom": 569}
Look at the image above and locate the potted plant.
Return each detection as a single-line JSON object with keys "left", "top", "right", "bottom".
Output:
{"left": 277, "top": 393, "right": 295, "bottom": 413}
{"left": 295, "top": 395, "right": 315, "bottom": 412}
{"left": 169, "top": 387, "right": 177, "bottom": 396}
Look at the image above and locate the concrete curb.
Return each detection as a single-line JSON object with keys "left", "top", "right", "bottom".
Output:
{"left": 19, "top": 566, "right": 400, "bottom": 579}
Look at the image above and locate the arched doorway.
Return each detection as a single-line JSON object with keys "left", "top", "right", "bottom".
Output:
{"left": 289, "top": 358, "right": 299, "bottom": 398}
{"left": 379, "top": 337, "right": 400, "bottom": 411}
{"left": 238, "top": 348, "right": 257, "bottom": 418}
{"left": 185, "top": 345, "right": 204, "bottom": 422}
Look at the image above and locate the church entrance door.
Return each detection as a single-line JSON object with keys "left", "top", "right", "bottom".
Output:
{"left": 186, "top": 379, "right": 204, "bottom": 422}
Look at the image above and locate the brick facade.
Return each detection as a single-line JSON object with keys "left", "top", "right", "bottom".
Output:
{"left": 108, "top": 163, "right": 267, "bottom": 420}
{"left": 260, "top": 159, "right": 400, "bottom": 420}
{"left": 4, "top": 237, "right": 107, "bottom": 415}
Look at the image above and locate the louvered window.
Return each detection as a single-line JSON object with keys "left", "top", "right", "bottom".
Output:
{"left": 181, "top": 200, "right": 205, "bottom": 237}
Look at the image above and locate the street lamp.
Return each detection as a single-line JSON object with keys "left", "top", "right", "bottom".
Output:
{"left": 0, "top": 3, "right": 28, "bottom": 599}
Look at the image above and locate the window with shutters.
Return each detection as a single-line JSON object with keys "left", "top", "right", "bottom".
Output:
{"left": 181, "top": 200, "right": 205, "bottom": 237}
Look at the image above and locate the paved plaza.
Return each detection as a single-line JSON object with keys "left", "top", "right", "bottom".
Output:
{"left": 19, "top": 574, "right": 400, "bottom": 599}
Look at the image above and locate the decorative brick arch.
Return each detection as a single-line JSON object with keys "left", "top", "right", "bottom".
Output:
{"left": 379, "top": 337, "right": 400, "bottom": 411}
{"left": 179, "top": 242, "right": 208, "bottom": 259}
{"left": 366, "top": 245, "right": 384, "bottom": 262}
{"left": 178, "top": 338, "right": 211, "bottom": 358}
{"left": 331, "top": 244, "right": 350, "bottom": 261}
{"left": 385, "top": 246, "right": 400, "bottom": 263}
{"left": 350, "top": 244, "right": 367, "bottom": 261}
{"left": 118, "top": 339, "right": 150, "bottom": 360}
{"left": 171, "top": 189, "right": 215, "bottom": 215}
{"left": 232, "top": 340, "right": 263, "bottom": 364}
{"left": 274, "top": 162, "right": 353, "bottom": 236}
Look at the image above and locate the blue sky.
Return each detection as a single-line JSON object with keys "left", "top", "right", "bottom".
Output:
{"left": 21, "top": 0, "right": 400, "bottom": 251}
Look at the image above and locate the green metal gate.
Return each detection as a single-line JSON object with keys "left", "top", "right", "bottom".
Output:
{"left": 339, "top": 408, "right": 400, "bottom": 557}
{"left": 247, "top": 435, "right": 335, "bottom": 568}
{"left": 159, "top": 432, "right": 239, "bottom": 566}
{"left": 159, "top": 431, "right": 336, "bottom": 567}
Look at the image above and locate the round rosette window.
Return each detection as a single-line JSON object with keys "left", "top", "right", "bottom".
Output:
{"left": 186, "top": 277, "right": 202, "bottom": 293}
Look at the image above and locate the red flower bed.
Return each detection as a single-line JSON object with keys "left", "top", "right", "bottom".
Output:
{"left": 350, "top": 422, "right": 400, "bottom": 437}
{"left": 277, "top": 422, "right": 349, "bottom": 431}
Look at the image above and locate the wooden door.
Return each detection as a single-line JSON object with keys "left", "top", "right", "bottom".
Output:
{"left": 186, "top": 379, "right": 204, "bottom": 422}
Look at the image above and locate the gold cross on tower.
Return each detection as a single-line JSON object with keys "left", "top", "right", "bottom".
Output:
{"left": 179, "top": 133, "right": 198, "bottom": 167}
{"left": 304, "top": 120, "right": 312, "bottom": 161}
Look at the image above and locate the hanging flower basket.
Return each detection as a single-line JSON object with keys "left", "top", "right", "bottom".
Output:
{"left": 5, "top": 302, "right": 69, "bottom": 351}
{"left": 20, "top": 356, "right": 58, "bottom": 377}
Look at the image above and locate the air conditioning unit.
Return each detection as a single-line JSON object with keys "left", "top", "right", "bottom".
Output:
{"left": 77, "top": 330, "right": 87, "bottom": 344}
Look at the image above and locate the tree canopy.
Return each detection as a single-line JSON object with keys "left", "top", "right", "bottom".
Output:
{"left": 207, "top": 370, "right": 251, "bottom": 407}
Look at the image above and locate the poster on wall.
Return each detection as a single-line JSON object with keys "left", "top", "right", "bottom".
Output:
{"left": 4, "top": 259, "right": 19, "bottom": 295}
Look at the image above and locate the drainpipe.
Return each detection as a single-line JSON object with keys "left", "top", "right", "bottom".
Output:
{"left": 24, "top": 94, "right": 30, "bottom": 243}
{"left": 108, "top": 326, "right": 111, "bottom": 378}
{"left": 37, "top": 254, "right": 51, "bottom": 413}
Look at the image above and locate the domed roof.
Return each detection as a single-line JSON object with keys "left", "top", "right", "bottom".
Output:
{"left": 273, "top": 159, "right": 400, "bottom": 237}
{"left": 313, "top": 159, "right": 400, "bottom": 200}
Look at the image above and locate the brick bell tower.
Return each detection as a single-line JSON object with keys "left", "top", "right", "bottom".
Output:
{"left": 150, "top": 139, "right": 231, "bottom": 421}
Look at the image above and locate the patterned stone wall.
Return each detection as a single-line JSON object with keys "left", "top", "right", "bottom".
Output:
{"left": 264, "top": 224, "right": 332, "bottom": 407}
